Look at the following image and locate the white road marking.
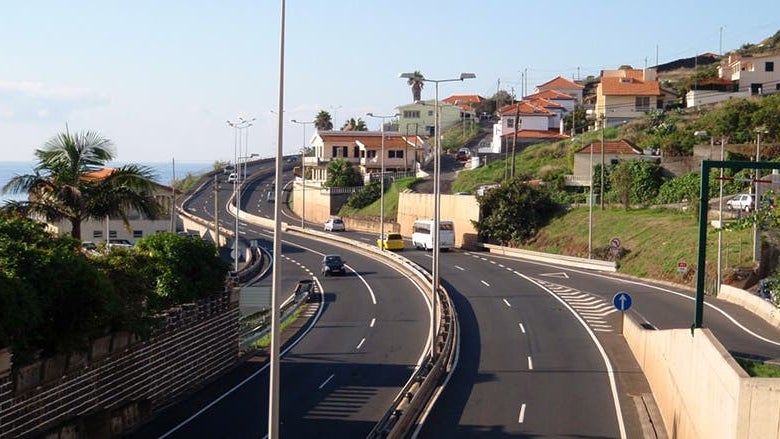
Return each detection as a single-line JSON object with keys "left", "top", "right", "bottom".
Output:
{"left": 527, "top": 356, "right": 533, "bottom": 370}
{"left": 319, "top": 374, "right": 335, "bottom": 389}
{"left": 356, "top": 338, "right": 365, "bottom": 350}
{"left": 519, "top": 323, "right": 526, "bottom": 333}
{"left": 454, "top": 265, "right": 465, "bottom": 271}
{"left": 518, "top": 403, "right": 526, "bottom": 423}
{"left": 503, "top": 298, "right": 512, "bottom": 307}
{"left": 481, "top": 280, "right": 490, "bottom": 287}
{"left": 370, "top": 318, "right": 376, "bottom": 328}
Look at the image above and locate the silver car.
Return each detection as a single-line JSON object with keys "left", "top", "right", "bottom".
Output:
{"left": 323, "top": 218, "right": 345, "bottom": 232}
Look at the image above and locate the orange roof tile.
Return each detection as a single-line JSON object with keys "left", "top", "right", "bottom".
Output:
{"left": 600, "top": 76, "right": 660, "bottom": 96}
{"left": 537, "top": 76, "right": 584, "bottom": 89}
{"left": 524, "top": 89, "right": 576, "bottom": 101}
{"left": 497, "top": 101, "right": 554, "bottom": 116}
{"left": 82, "top": 168, "right": 116, "bottom": 181}
{"left": 443, "top": 94, "right": 484, "bottom": 105}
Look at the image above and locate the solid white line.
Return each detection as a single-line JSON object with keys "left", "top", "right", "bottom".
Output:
{"left": 356, "top": 338, "right": 365, "bottom": 350}
{"left": 503, "top": 298, "right": 512, "bottom": 307}
{"left": 518, "top": 403, "right": 527, "bottom": 423}
{"left": 319, "top": 374, "right": 335, "bottom": 389}
{"left": 519, "top": 273, "right": 627, "bottom": 438}
{"left": 481, "top": 280, "right": 490, "bottom": 287}
{"left": 527, "top": 356, "right": 533, "bottom": 370}
{"left": 370, "top": 318, "right": 376, "bottom": 328}
{"left": 454, "top": 265, "right": 465, "bottom": 271}
{"left": 519, "top": 323, "right": 526, "bottom": 333}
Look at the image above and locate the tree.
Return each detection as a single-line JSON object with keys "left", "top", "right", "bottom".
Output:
{"left": 324, "top": 158, "right": 363, "bottom": 187}
{"left": 134, "top": 232, "right": 229, "bottom": 310}
{"left": 341, "top": 117, "right": 367, "bottom": 131}
{"left": 1, "top": 130, "right": 163, "bottom": 240}
{"left": 473, "top": 179, "right": 560, "bottom": 245}
{"left": 0, "top": 213, "right": 118, "bottom": 363}
{"left": 407, "top": 70, "right": 425, "bottom": 102}
{"left": 314, "top": 110, "right": 333, "bottom": 131}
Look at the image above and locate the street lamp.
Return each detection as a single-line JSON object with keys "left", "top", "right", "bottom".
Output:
{"left": 291, "top": 119, "right": 314, "bottom": 229}
{"left": 227, "top": 117, "right": 253, "bottom": 272}
{"left": 399, "top": 71, "right": 475, "bottom": 357}
{"left": 367, "top": 112, "right": 400, "bottom": 250}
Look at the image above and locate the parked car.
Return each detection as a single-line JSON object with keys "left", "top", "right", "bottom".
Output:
{"left": 726, "top": 194, "right": 755, "bottom": 212}
{"left": 223, "top": 164, "right": 235, "bottom": 174}
{"left": 321, "top": 254, "right": 346, "bottom": 276}
{"left": 377, "top": 233, "right": 404, "bottom": 251}
{"left": 455, "top": 148, "right": 470, "bottom": 161}
{"left": 81, "top": 241, "right": 99, "bottom": 254}
{"left": 227, "top": 172, "right": 238, "bottom": 183}
{"left": 108, "top": 239, "right": 133, "bottom": 248}
{"left": 323, "top": 217, "right": 345, "bottom": 232}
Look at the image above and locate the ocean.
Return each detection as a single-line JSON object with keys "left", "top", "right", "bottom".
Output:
{"left": 0, "top": 161, "right": 214, "bottom": 204}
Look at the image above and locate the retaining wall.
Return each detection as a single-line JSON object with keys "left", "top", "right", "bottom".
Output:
{"left": 623, "top": 314, "right": 780, "bottom": 439}
{"left": 0, "top": 291, "right": 239, "bottom": 438}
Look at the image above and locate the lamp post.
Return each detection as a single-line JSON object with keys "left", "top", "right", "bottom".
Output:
{"left": 695, "top": 130, "right": 727, "bottom": 294}
{"left": 227, "top": 117, "right": 253, "bottom": 272}
{"left": 367, "top": 112, "right": 399, "bottom": 250}
{"left": 755, "top": 128, "right": 768, "bottom": 263}
{"left": 329, "top": 105, "right": 342, "bottom": 130}
{"left": 291, "top": 119, "right": 314, "bottom": 229}
{"left": 399, "top": 71, "right": 475, "bottom": 357}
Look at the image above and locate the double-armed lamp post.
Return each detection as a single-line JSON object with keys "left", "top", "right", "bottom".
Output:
{"left": 366, "top": 112, "right": 400, "bottom": 249}
{"left": 291, "top": 119, "right": 314, "bottom": 229}
{"left": 398, "top": 71, "right": 475, "bottom": 356}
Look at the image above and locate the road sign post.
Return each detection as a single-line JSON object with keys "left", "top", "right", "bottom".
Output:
{"left": 613, "top": 291, "right": 632, "bottom": 334}
{"left": 677, "top": 261, "right": 688, "bottom": 274}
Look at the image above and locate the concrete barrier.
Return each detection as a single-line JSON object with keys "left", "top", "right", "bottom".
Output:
{"left": 623, "top": 313, "right": 780, "bottom": 439}
{"left": 480, "top": 243, "right": 617, "bottom": 272}
{"left": 718, "top": 284, "right": 780, "bottom": 330}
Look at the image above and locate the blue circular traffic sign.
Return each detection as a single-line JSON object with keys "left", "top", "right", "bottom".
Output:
{"left": 613, "top": 291, "right": 632, "bottom": 311}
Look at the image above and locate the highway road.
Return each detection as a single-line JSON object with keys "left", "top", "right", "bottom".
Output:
{"left": 172, "top": 158, "right": 780, "bottom": 437}
{"left": 131, "top": 159, "right": 432, "bottom": 438}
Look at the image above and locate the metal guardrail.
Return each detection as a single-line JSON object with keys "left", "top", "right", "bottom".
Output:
{"left": 283, "top": 226, "right": 457, "bottom": 439}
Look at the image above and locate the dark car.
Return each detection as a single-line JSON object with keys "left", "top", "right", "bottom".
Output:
{"left": 456, "top": 148, "right": 470, "bottom": 161}
{"left": 321, "top": 254, "right": 346, "bottom": 276}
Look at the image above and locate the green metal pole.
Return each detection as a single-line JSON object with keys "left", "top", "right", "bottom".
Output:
{"left": 694, "top": 161, "right": 712, "bottom": 329}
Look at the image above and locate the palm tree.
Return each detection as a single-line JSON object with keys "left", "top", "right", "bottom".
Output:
{"left": 314, "top": 110, "right": 333, "bottom": 131}
{"left": 407, "top": 70, "right": 425, "bottom": 102}
{"left": 1, "top": 130, "right": 163, "bottom": 240}
{"left": 341, "top": 117, "right": 368, "bottom": 131}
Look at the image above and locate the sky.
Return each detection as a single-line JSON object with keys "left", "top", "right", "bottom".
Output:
{"left": 1, "top": 1, "right": 779, "bottom": 165}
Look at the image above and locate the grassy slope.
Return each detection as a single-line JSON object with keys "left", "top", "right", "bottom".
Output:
{"left": 524, "top": 206, "right": 754, "bottom": 288}
{"left": 338, "top": 177, "right": 421, "bottom": 219}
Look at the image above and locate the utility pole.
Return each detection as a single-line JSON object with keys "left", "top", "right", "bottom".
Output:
{"left": 213, "top": 175, "right": 220, "bottom": 247}
{"left": 600, "top": 113, "right": 606, "bottom": 210}
{"left": 511, "top": 101, "right": 520, "bottom": 179}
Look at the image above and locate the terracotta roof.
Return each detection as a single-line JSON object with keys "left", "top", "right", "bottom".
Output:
{"left": 443, "top": 94, "right": 484, "bottom": 105}
{"left": 537, "top": 76, "right": 584, "bottom": 90}
{"left": 600, "top": 76, "right": 660, "bottom": 96}
{"left": 82, "top": 168, "right": 116, "bottom": 181}
{"left": 576, "top": 139, "right": 643, "bottom": 155}
{"left": 497, "top": 101, "right": 554, "bottom": 116}
{"left": 318, "top": 131, "right": 385, "bottom": 142}
{"left": 500, "top": 129, "right": 569, "bottom": 140}
{"left": 527, "top": 97, "right": 564, "bottom": 110}
{"left": 356, "top": 135, "right": 418, "bottom": 149}
{"left": 524, "top": 89, "right": 576, "bottom": 101}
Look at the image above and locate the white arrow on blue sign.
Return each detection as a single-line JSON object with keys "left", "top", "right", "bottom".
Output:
{"left": 613, "top": 291, "right": 632, "bottom": 311}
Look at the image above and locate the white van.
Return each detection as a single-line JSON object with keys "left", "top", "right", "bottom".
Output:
{"left": 412, "top": 220, "right": 455, "bottom": 251}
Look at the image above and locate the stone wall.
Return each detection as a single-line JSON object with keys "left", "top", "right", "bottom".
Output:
{"left": 0, "top": 291, "right": 239, "bottom": 438}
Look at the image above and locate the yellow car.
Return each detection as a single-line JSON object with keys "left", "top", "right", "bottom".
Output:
{"left": 377, "top": 233, "right": 404, "bottom": 251}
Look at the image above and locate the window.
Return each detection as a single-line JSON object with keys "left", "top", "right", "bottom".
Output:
{"left": 766, "top": 61, "right": 774, "bottom": 72}
{"left": 403, "top": 110, "right": 420, "bottom": 118}
{"left": 427, "top": 110, "right": 433, "bottom": 116}
{"left": 109, "top": 230, "right": 117, "bottom": 238}
{"left": 341, "top": 146, "right": 348, "bottom": 157}
{"left": 388, "top": 150, "right": 403, "bottom": 158}
{"left": 133, "top": 230, "right": 143, "bottom": 238}
{"left": 507, "top": 118, "right": 514, "bottom": 128}
{"left": 353, "top": 146, "right": 359, "bottom": 158}
{"left": 93, "top": 230, "right": 103, "bottom": 239}
{"left": 367, "top": 150, "right": 376, "bottom": 159}
{"left": 635, "top": 97, "right": 650, "bottom": 111}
